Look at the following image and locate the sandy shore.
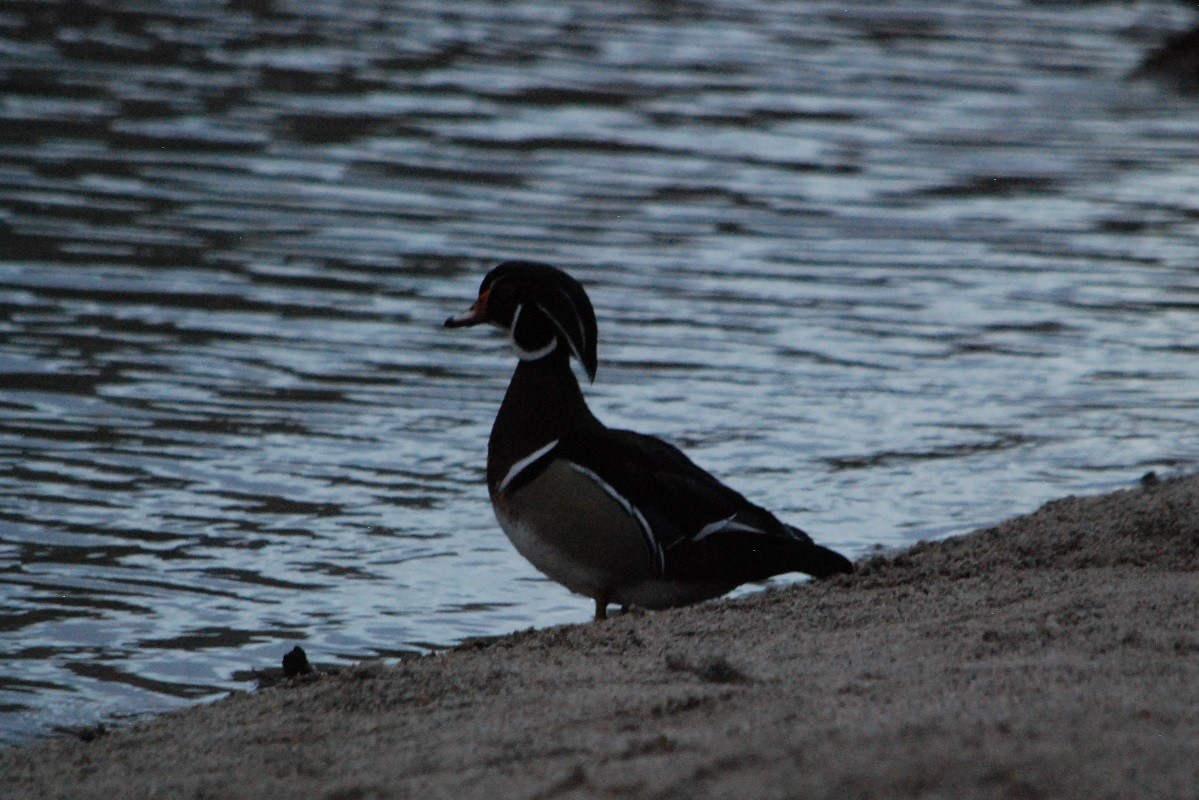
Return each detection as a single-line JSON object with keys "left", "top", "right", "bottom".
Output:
{"left": 4, "top": 474, "right": 1198, "bottom": 799}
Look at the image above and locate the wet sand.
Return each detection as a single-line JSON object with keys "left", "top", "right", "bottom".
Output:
{"left": 4, "top": 474, "right": 1197, "bottom": 799}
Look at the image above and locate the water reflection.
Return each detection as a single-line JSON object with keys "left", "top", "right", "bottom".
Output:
{"left": 2, "top": 0, "right": 1199, "bottom": 744}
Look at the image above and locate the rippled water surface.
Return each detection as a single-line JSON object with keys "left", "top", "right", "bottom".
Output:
{"left": 3, "top": 0, "right": 1199, "bottom": 743}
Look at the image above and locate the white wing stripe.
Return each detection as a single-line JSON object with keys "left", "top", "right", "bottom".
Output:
{"left": 567, "top": 462, "right": 665, "bottom": 577}
{"left": 498, "top": 438, "right": 560, "bottom": 494}
{"left": 693, "top": 515, "right": 769, "bottom": 542}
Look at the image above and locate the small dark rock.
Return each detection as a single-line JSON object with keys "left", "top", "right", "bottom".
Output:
{"left": 282, "top": 645, "right": 313, "bottom": 678}
{"left": 75, "top": 723, "right": 107, "bottom": 742}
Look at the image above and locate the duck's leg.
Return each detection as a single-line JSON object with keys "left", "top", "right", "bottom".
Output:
{"left": 594, "top": 596, "right": 608, "bottom": 621}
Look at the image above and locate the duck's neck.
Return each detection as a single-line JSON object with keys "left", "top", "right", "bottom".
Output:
{"left": 487, "top": 354, "right": 598, "bottom": 490}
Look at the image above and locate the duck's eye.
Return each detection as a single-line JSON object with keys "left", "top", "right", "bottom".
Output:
{"left": 486, "top": 281, "right": 519, "bottom": 327}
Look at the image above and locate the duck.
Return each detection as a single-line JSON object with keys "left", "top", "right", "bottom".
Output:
{"left": 445, "top": 260, "right": 853, "bottom": 620}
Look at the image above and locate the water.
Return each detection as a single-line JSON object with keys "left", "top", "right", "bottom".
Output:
{"left": 2, "top": 0, "right": 1199, "bottom": 744}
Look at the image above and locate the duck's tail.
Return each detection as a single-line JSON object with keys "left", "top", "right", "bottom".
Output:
{"left": 785, "top": 525, "right": 854, "bottom": 578}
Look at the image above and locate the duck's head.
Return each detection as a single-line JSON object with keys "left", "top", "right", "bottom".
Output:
{"left": 445, "top": 260, "right": 599, "bottom": 381}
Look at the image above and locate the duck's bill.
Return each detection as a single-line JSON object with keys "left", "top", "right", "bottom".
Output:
{"left": 444, "top": 308, "right": 481, "bottom": 328}
{"left": 443, "top": 303, "right": 484, "bottom": 331}
{"left": 444, "top": 289, "right": 490, "bottom": 328}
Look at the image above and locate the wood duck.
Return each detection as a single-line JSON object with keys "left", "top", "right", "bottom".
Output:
{"left": 446, "top": 260, "right": 854, "bottom": 620}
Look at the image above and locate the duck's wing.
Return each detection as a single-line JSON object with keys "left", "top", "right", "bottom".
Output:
{"left": 557, "top": 427, "right": 853, "bottom": 585}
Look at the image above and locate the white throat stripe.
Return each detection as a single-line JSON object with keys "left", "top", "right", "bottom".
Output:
{"left": 498, "top": 438, "right": 560, "bottom": 494}
{"left": 510, "top": 304, "right": 559, "bottom": 361}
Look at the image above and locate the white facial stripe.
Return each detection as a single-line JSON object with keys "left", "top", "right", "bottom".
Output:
{"left": 567, "top": 462, "right": 665, "bottom": 577}
{"left": 693, "top": 515, "right": 768, "bottom": 542}
{"left": 498, "top": 438, "right": 560, "bottom": 494}
{"left": 534, "top": 300, "right": 583, "bottom": 366}
{"left": 510, "top": 304, "right": 559, "bottom": 361}
{"left": 551, "top": 284, "right": 589, "bottom": 360}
